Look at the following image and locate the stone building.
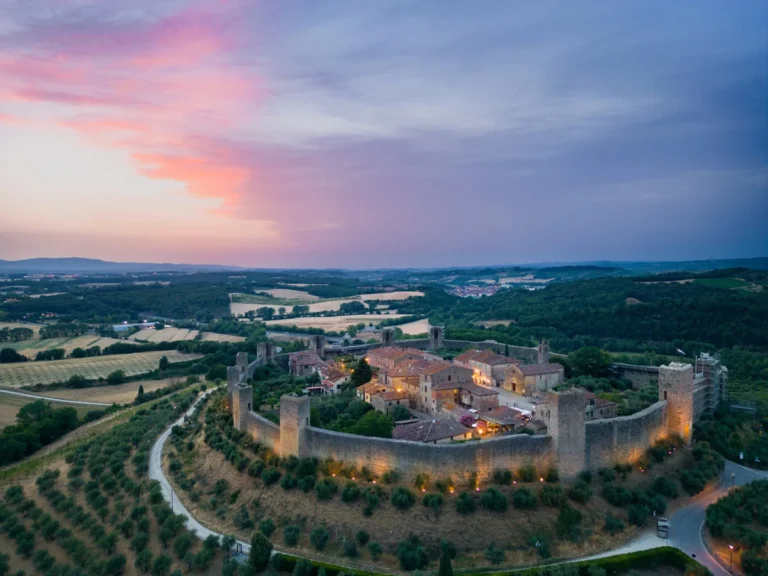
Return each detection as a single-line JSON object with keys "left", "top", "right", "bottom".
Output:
{"left": 392, "top": 418, "right": 472, "bottom": 444}
{"left": 366, "top": 346, "right": 439, "bottom": 373}
{"left": 504, "top": 362, "right": 565, "bottom": 395}
{"left": 371, "top": 390, "right": 410, "bottom": 416}
{"left": 454, "top": 349, "right": 521, "bottom": 387}
{"left": 583, "top": 390, "right": 618, "bottom": 421}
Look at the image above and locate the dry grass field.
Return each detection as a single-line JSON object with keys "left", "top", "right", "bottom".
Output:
{"left": 0, "top": 321, "right": 45, "bottom": 335}
{"left": 8, "top": 335, "right": 134, "bottom": 358}
{"left": 266, "top": 314, "right": 406, "bottom": 332}
{"left": 129, "top": 327, "right": 244, "bottom": 343}
{"left": 397, "top": 318, "right": 431, "bottom": 335}
{"left": 0, "top": 351, "right": 202, "bottom": 388}
{"left": 231, "top": 290, "right": 424, "bottom": 317}
{"left": 259, "top": 288, "right": 320, "bottom": 301}
{"left": 0, "top": 394, "right": 94, "bottom": 429}
{"left": 42, "top": 377, "right": 181, "bottom": 404}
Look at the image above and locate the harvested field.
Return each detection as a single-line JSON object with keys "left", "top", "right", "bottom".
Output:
{"left": 0, "top": 394, "right": 94, "bottom": 429}
{"left": 200, "top": 332, "right": 245, "bottom": 342}
{"left": 129, "top": 327, "right": 244, "bottom": 343}
{"left": 259, "top": 288, "right": 320, "bottom": 301}
{"left": 397, "top": 318, "right": 431, "bottom": 335}
{"left": 8, "top": 335, "right": 133, "bottom": 358}
{"left": 42, "top": 377, "right": 181, "bottom": 404}
{"left": 499, "top": 275, "right": 553, "bottom": 284}
{"left": 231, "top": 290, "right": 423, "bottom": 316}
{"left": 0, "top": 321, "right": 44, "bottom": 335}
{"left": 266, "top": 314, "right": 406, "bottom": 332}
{"left": 0, "top": 350, "right": 202, "bottom": 388}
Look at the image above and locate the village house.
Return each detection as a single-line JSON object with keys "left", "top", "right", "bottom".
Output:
{"left": 289, "top": 351, "right": 325, "bottom": 378}
{"left": 479, "top": 405, "right": 528, "bottom": 434}
{"left": 504, "top": 362, "right": 565, "bottom": 395}
{"left": 583, "top": 390, "right": 619, "bottom": 420}
{"left": 454, "top": 349, "right": 521, "bottom": 387}
{"left": 356, "top": 380, "right": 391, "bottom": 403}
{"left": 392, "top": 419, "right": 472, "bottom": 444}
{"left": 370, "top": 390, "right": 410, "bottom": 416}
{"left": 317, "top": 364, "right": 349, "bottom": 395}
{"left": 366, "top": 346, "right": 440, "bottom": 373}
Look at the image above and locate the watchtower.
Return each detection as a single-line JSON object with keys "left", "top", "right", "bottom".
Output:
{"left": 658, "top": 363, "right": 694, "bottom": 444}
{"left": 429, "top": 326, "right": 444, "bottom": 352}
{"left": 309, "top": 335, "right": 326, "bottom": 359}
{"left": 546, "top": 388, "right": 586, "bottom": 478}
{"left": 236, "top": 351, "right": 249, "bottom": 373}
{"left": 226, "top": 366, "right": 241, "bottom": 411}
{"left": 537, "top": 340, "right": 550, "bottom": 364}
{"left": 380, "top": 328, "right": 396, "bottom": 346}
{"left": 280, "top": 395, "right": 311, "bottom": 457}
{"left": 256, "top": 342, "right": 276, "bottom": 363}
{"left": 232, "top": 385, "right": 253, "bottom": 430}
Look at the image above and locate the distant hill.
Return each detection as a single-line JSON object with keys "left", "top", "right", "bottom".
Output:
{"left": 0, "top": 257, "right": 248, "bottom": 274}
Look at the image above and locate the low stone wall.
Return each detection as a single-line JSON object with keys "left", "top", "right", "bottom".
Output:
{"left": 240, "top": 411, "right": 281, "bottom": 450}
{"left": 584, "top": 401, "right": 668, "bottom": 469}
{"left": 304, "top": 426, "right": 553, "bottom": 481}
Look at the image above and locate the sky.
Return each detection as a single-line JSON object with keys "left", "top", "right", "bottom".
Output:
{"left": 0, "top": 0, "right": 766, "bottom": 269}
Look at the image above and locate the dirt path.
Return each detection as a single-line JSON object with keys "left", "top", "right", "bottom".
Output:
{"left": 0, "top": 387, "right": 111, "bottom": 406}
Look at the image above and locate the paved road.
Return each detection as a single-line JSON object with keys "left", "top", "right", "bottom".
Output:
{"left": 0, "top": 388, "right": 111, "bottom": 407}
{"left": 150, "top": 400, "right": 768, "bottom": 574}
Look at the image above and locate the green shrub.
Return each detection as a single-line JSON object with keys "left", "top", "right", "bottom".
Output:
{"left": 310, "top": 526, "right": 329, "bottom": 551}
{"left": 261, "top": 467, "right": 281, "bottom": 486}
{"left": 356, "top": 530, "right": 370, "bottom": 546}
{"left": 293, "top": 559, "right": 312, "bottom": 576}
{"left": 414, "top": 473, "right": 430, "bottom": 491}
{"left": 484, "top": 543, "right": 505, "bottom": 565}
{"left": 556, "top": 505, "right": 583, "bottom": 542}
{"left": 249, "top": 531, "right": 272, "bottom": 573}
{"left": 298, "top": 475, "right": 316, "bottom": 493}
{"left": 368, "top": 541, "right": 382, "bottom": 561}
{"left": 597, "top": 468, "right": 616, "bottom": 482}
{"left": 283, "top": 525, "right": 301, "bottom": 547}
{"left": 492, "top": 469, "right": 512, "bottom": 485}
{"left": 423, "top": 493, "right": 444, "bottom": 513}
{"left": 628, "top": 504, "right": 650, "bottom": 526}
{"left": 315, "top": 478, "right": 338, "bottom": 501}
{"left": 604, "top": 515, "right": 625, "bottom": 535}
{"left": 568, "top": 480, "right": 593, "bottom": 504}
{"left": 391, "top": 487, "right": 416, "bottom": 510}
{"left": 652, "top": 476, "right": 678, "bottom": 499}
{"left": 381, "top": 470, "right": 400, "bottom": 484}
{"left": 343, "top": 538, "right": 358, "bottom": 558}
{"left": 517, "top": 465, "right": 537, "bottom": 482}
{"left": 579, "top": 470, "right": 593, "bottom": 484}
{"left": 259, "top": 518, "right": 275, "bottom": 537}
{"left": 280, "top": 473, "right": 297, "bottom": 490}
{"left": 456, "top": 492, "right": 477, "bottom": 515}
{"left": 545, "top": 468, "right": 560, "bottom": 483}
{"left": 341, "top": 482, "right": 360, "bottom": 503}
{"left": 397, "top": 535, "right": 428, "bottom": 571}
{"left": 513, "top": 488, "right": 537, "bottom": 510}
{"left": 540, "top": 484, "right": 565, "bottom": 507}
{"left": 435, "top": 478, "right": 454, "bottom": 494}
{"left": 481, "top": 488, "right": 508, "bottom": 512}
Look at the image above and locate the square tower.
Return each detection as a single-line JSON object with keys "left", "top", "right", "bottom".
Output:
{"left": 546, "top": 388, "right": 586, "bottom": 478}
{"left": 659, "top": 363, "right": 694, "bottom": 444}
{"left": 380, "top": 328, "right": 396, "bottom": 346}
{"left": 279, "top": 395, "right": 311, "bottom": 457}
{"left": 232, "top": 385, "right": 253, "bottom": 431}
{"left": 429, "top": 326, "right": 444, "bottom": 352}
{"left": 309, "top": 335, "right": 326, "bottom": 359}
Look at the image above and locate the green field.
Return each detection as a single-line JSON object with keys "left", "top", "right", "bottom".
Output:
{"left": 694, "top": 277, "right": 749, "bottom": 289}
{"left": 0, "top": 350, "right": 202, "bottom": 388}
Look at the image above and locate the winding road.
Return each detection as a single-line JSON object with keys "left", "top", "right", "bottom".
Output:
{"left": 150, "top": 392, "right": 765, "bottom": 574}
{"left": 0, "top": 388, "right": 111, "bottom": 407}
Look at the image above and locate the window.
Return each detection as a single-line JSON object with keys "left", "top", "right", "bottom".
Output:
{"left": 248, "top": 402, "right": 251, "bottom": 411}
{"left": 664, "top": 391, "right": 668, "bottom": 400}
{"left": 448, "top": 375, "right": 451, "bottom": 381}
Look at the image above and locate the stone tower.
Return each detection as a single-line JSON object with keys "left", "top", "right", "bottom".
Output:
{"left": 236, "top": 351, "right": 249, "bottom": 373}
{"left": 537, "top": 340, "right": 550, "bottom": 364}
{"left": 232, "top": 385, "right": 253, "bottom": 430}
{"left": 256, "top": 342, "right": 276, "bottom": 363}
{"left": 546, "top": 388, "right": 586, "bottom": 478}
{"left": 309, "top": 335, "right": 326, "bottom": 359}
{"left": 226, "top": 366, "right": 241, "bottom": 410}
{"left": 429, "top": 326, "right": 444, "bottom": 352}
{"left": 280, "top": 395, "right": 311, "bottom": 457}
{"left": 380, "top": 328, "right": 396, "bottom": 346}
{"left": 658, "top": 363, "right": 695, "bottom": 444}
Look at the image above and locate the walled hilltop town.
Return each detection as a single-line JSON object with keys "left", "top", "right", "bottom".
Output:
{"left": 228, "top": 327, "right": 728, "bottom": 480}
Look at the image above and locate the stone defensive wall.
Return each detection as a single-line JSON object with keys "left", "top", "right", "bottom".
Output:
{"left": 611, "top": 363, "right": 660, "bottom": 389}
{"left": 584, "top": 401, "right": 668, "bottom": 469}
{"left": 304, "top": 426, "right": 553, "bottom": 480}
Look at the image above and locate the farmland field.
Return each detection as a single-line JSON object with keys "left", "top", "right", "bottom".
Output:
{"left": 0, "top": 394, "right": 94, "bottom": 429}
{"left": 0, "top": 321, "right": 45, "bottom": 335}
{"left": 130, "top": 327, "right": 244, "bottom": 343}
{"left": 42, "top": 377, "right": 181, "bottom": 404}
{"left": 230, "top": 290, "right": 423, "bottom": 316}
{"left": 6, "top": 335, "right": 133, "bottom": 358}
{"left": 0, "top": 350, "right": 202, "bottom": 388}
{"left": 266, "top": 314, "right": 406, "bottom": 333}
{"left": 694, "top": 277, "right": 749, "bottom": 289}
{"left": 259, "top": 288, "right": 319, "bottom": 301}
{"left": 396, "top": 318, "right": 431, "bottom": 335}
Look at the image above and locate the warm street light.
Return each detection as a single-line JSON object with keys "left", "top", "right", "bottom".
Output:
{"left": 729, "top": 544, "right": 734, "bottom": 573}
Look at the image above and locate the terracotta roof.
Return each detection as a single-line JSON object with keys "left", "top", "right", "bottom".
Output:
{"left": 379, "top": 390, "right": 409, "bottom": 401}
{"left": 595, "top": 397, "right": 617, "bottom": 408}
{"left": 481, "top": 406, "right": 525, "bottom": 427}
{"left": 392, "top": 419, "right": 471, "bottom": 443}
{"left": 420, "top": 361, "right": 455, "bottom": 375}
{"left": 319, "top": 366, "right": 347, "bottom": 381}
{"left": 388, "top": 359, "right": 433, "bottom": 377}
{"left": 357, "top": 381, "right": 390, "bottom": 394}
{"left": 516, "top": 363, "right": 564, "bottom": 376}
{"left": 368, "top": 346, "right": 426, "bottom": 361}
{"left": 433, "top": 381, "right": 499, "bottom": 396}
{"left": 455, "top": 349, "right": 492, "bottom": 363}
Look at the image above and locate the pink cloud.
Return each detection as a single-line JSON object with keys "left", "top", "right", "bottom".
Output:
{"left": 0, "top": 0, "right": 261, "bottom": 219}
